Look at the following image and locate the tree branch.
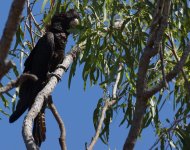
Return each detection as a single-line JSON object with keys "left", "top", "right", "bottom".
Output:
{"left": 149, "top": 114, "right": 190, "bottom": 150}
{"left": 0, "top": 61, "right": 16, "bottom": 81}
{"left": 0, "top": 0, "right": 26, "bottom": 80}
{"left": 22, "top": 45, "right": 81, "bottom": 150}
{"left": 87, "top": 64, "right": 122, "bottom": 150}
{"left": 123, "top": 1, "right": 171, "bottom": 150}
{"left": 0, "top": 73, "right": 38, "bottom": 94}
{"left": 48, "top": 95, "right": 67, "bottom": 150}
{"left": 27, "top": 0, "right": 35, "bottom": 48}
{"left": 167, "top": 33, "right": 190, "bottom": 93}
{"left": 145, "top": 42, "right": 190, "bottom": 98}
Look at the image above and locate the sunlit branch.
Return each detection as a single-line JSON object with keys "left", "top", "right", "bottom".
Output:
{"left": 87, "top": 64, "right": 123, "bottom": 150}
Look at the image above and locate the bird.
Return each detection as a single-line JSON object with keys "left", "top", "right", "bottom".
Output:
{"left": 9, "top": 9, "right": 79, "bottom": 147}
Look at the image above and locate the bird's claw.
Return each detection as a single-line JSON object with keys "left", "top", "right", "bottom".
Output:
{"left": 47, "top": 72, "right": 62, "bottom": 81}
{"left": 56, "top": 64, "right": 68, "bottom": 72}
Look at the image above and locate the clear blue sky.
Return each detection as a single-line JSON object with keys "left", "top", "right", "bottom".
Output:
{"left": 0, "top": 1, "right": 174, "bottom": 150}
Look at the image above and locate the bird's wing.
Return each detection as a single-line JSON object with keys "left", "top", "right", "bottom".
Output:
{"left": 9, "top": 32, "right": 55, "bottom": 123}
{"left": 24, "top": 32, "right": 55, "bottom": 79}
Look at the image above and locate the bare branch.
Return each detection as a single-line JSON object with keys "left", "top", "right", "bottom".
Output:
{"left": 0, "top": 0, "right": 26, "bottom": 80}
{"left": 27, "top": 1, "right": 43, "bottom": 36}
{"left": 112, "top": 63, "right": 123, "bottom": 99}
{"left": 22, "top": 45, "right": 81, "bottom": 149}
{"left": 25, "top": 23, "right": 42, "bottom": 38}
{"left": 0, "top": 73, "right": 38, "bottom": 94}
{"left": 87, "top": 64, "right": 122, "bottom": 150}
{"left": 123, "top": 1, "right": 171, "bottom": 150}
{"left": 87, "top": 100, "right": 109, "bottom": 150}
{"left": 48, "top": 96, "right": 67, "bottom": 150}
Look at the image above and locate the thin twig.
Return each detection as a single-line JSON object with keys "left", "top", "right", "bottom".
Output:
{"left": 87, "top": 64, "right": 123, "bottom": 150}
{"left": 0, "top": 61, "right": 16, "bottom": 81}
{"left": 27, "top": 0, "right": 35, "bottom": 48}
{"left": 48, "top": 96, "right": 67, "bottom": 150}
{"left": 27, "top": 0, "right": 44, "bottom": 36}
{"left": 167, "top": 33, "right": 190, "bottom": 93}
{"left": 145, "top": 41, "right": 190, "bottom": 98}
{"left": 25, "top": 23, "right": 42, "bottom": 38}
{"left": 30, "top": 11, "right": 44, "bottom": 35}
{"left": 0, "top": 0, "right": 26, "bottom": 80}
{"left": 87, "top": 100, "right": 110, "bottom": 150}
{"left": 149, "top": 114, "right": 190, "bottom": 150}
{"left": 159, "top": 44, "right": 168, "bottom": 88}
{"left": 0, "top": 73, "right": 38, "bottom": 94}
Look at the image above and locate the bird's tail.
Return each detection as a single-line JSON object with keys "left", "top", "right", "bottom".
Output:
{"left": 9, "top": 98, "right": 28, "bottom": 123}
{"left": 33, "top": 102, "right": 46, "bottom": 147}
{"left": 9, "top": 79, "right": 39, "bottom": 123}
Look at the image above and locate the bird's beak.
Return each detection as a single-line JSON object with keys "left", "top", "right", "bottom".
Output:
{"left": 70, "top": 18, "right": 79, "bottom": 28}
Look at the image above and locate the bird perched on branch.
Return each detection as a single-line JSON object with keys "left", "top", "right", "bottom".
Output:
{"left": 9, "top": 9, "right": 79, "bottom": 147}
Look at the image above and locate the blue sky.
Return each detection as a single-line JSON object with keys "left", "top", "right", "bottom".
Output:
{"left": 0, "top": 1, "right": 172, "bottom": 150}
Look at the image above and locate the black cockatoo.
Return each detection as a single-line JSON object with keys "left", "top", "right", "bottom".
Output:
{"left": 9, "top": 9, "right": 79, "bottom": 146}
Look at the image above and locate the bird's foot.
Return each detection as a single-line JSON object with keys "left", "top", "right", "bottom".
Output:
{"left": 56, "top": 64, "right": 68, "bottom": 72}
{"left": 47, "top": 72, "right": 62, "bottom": 81}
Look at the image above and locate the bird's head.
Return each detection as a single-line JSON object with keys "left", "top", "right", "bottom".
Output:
{"left": 50, "top": 9, "right": 79, "bottom": 34}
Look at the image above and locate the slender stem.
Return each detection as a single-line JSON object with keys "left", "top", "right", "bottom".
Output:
{"left": 48, "top": 96, "right": 67, "bottom": 150}
{"left": 87, "top": 65, "right": 122, "bottom": 150}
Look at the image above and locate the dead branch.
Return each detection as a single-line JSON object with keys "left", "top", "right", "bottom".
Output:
{"left": 48, "top": 95, "right": 67, "bottom": 150}
{"left": 87, "top": 64, "right": 122, "bottom": 150}
{"left": 22, "top": 45, "right": 81, "bottom": 150}
{"left": 0, "top": 0, "right": 26, "bottom": 80}
{"left": 0, "top": 73, "right": 38, "bottom": 94}
{"left": 123, "top": 1, "right": 171, "bottom": 150}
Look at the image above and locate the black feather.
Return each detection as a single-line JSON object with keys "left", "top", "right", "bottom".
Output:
{"left": 9, "top": 9, "right": 79, "bottom": 147}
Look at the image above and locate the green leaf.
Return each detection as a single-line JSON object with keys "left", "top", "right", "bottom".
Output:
{"left": 41, "top": 3, "right": 57, "bottom": 29}
{"left": 41, "top": 0, "right": 49, "bottom": 12}
{"left": 13, "top": 66, "right": 19, "bottom": 77}
{"left": 0, "top": 109, "right": 9, "bottom": 117}
{"left": 68, "top": 58, "right": 77, "bottom": 89}
{"left": 1, "top": 95, "right": 9, "bottom": 108}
